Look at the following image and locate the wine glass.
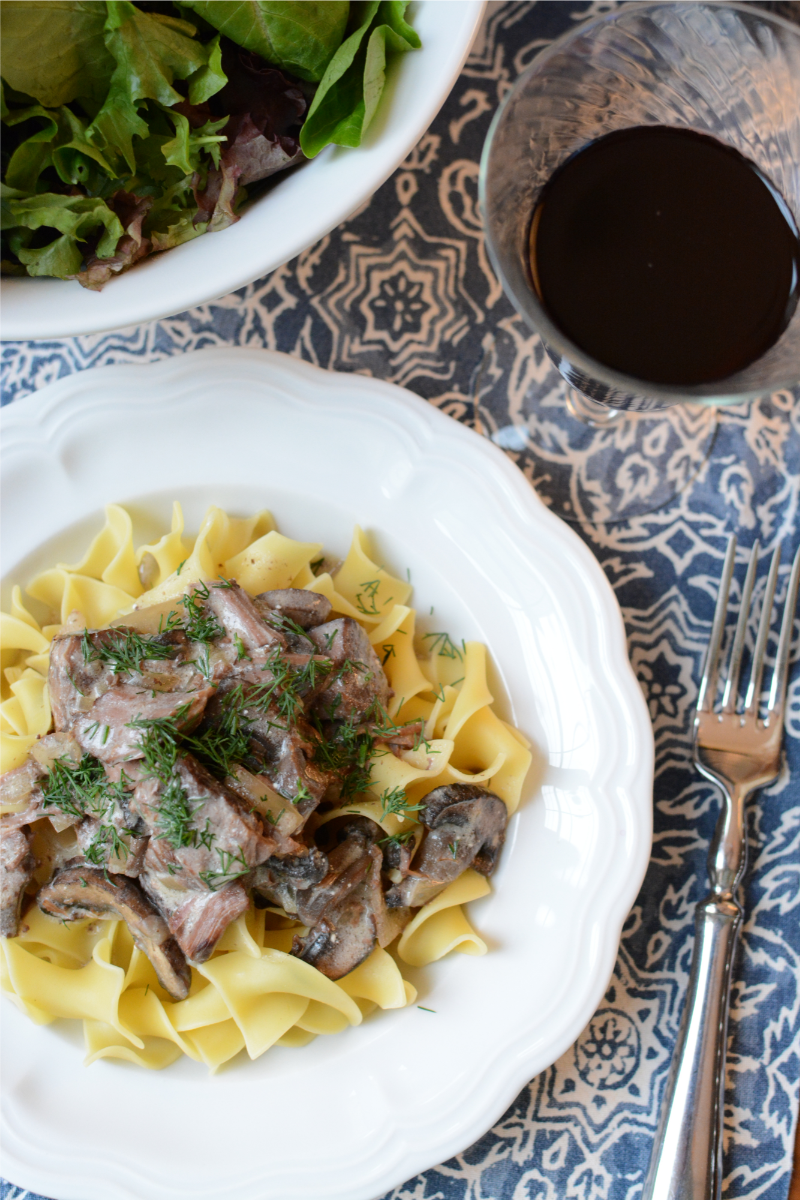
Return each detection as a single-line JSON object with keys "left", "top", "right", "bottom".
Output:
{"left": 479, "top": 2, "right": 800, "bottom": 524}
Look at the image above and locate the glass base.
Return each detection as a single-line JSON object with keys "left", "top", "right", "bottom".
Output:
{"left": 490, "top": 378, "right": 719, "bottom": 524}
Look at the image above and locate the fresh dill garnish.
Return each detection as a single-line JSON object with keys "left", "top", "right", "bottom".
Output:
{"left": 379, "top": 828, "right": 416, "bottom": 848}
{"left": 181, "top": 686, "right": 252, "bottom": 779}
{"left": 181, "top": 582, "right": 224, "bottom": 643}
{"left": 81, "top": 627, "right": 177, "bottom": 675}
{"left": 67, "top": 671, "right": 86, "bottom": 695}
{"left": 417, "top": 1006, "right": 436, "bottom": 1013}
{"left": 354, "top": 579, "right": 381, "bottom": 615}
{"left": 449, "top": 840, "right": 459, "bottom": 859}
{"left": 79, "top": 877, "right": 87, "bottom": 887}
{"left": 381, "top": 644, "right": 395, "bottom": 666}
{"left": 84, "top": 820, "right": 134, "bottom": 867}
{"left": 176, "top": 559, "right": 187, "bottom": 575}
{"left": 311, "top": 713, "right": 374, "bottom": 798}
{"left": 266, "top": 612, "right": 312, "bottom": 640}
{"left": 432, "top": 683, "right": 447, "bottom": 704}
{"left": 191, "top": 643, "right": 212, "bottom": 680}
{"left": 262, "top": 807, "right": 286, "bottom": 826}
{"left": 127, "top": 711, "right": 199, "bottom": 850}
{"left": 233, "top": 633, "right": 248, "bottom": 662}
{"left": 379, "top": 786, "right": 423, "bottom": 820}
{"left": 292, "top": 781, "right": 312, "bottom": 806}
{"left": 245, "top": 645, "right": 332, "bottom": 724}
{"left": 199, "top": 847, "right": 250, "bottom": 891}
{"left": 214, "top": 576, "right": 236, "bottom": 589}
{"left": 41, "top": 754, "right": 114, "bottom": 819}
{"left": 422, "top": 632, "right": 463, "bottom": 661}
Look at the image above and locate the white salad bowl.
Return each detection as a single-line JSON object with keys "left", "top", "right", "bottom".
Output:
{"left": 0, "top": 1, "right": 484, "bottom": 343}
{"left": 0, "top": 348, "right": 654, "bottom": 1200}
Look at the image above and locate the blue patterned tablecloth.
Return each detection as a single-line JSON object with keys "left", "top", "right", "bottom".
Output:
{"left": 2, "top": 4, "right": 799, "bottom": 1199}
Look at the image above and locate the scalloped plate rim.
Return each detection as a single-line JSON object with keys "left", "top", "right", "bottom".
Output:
{"left": 0, "top": 348, "right": 654, "bottom": 1200}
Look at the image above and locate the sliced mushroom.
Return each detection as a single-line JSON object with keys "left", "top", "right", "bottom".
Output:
{"left": 309, "top": 618, "right": 391, "bottom": 721}
{"left": 0, "top": 824, "right": 36, "bottom": 937}
{"left": 386, "top": 784, "right": 508, "bottom": 909}
{"left": 254, "top": 589, "right": 332, "bottom": 630}
{"left": 139, "top": 849, "right": 250, "bottom": 964}
{"left": 250, "top": 846, "right": 329, "bottom": 915}
{"left": 290, "top": 821, "right": 407, "bottom": 978}
{"left": 37, "top": 865, "right": 191, "bottom": 999}
{"left": 292, "top": 882, "right": 377, "bottom": 980}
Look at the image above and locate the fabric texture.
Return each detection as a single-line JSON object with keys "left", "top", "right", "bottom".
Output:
{"left": 1, "top": 4, "right": 799, "bottom": 1199}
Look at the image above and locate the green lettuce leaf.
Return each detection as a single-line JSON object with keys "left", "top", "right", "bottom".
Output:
{"left": 6, "top": 192, "right": 123, "bottom": 277}
{"left": 161, "top": 109, "right": 227, "bottom": 174}
{"left": 181, "top": 1, "right": 349, "bottom": 82}
{"left": 87, "top": 1, "right": 210, "bottom": 173}
{"left": 2, "top": 103, "right": 60, "bottom": 193}
{"left": 300, "top": 0, "right": 418, "bottom": 158}
{"left": 187, "top": 34, "right": 227, "bottom": 105}
{"left": 0, "top": 1, "right": 114, "bottom": 107}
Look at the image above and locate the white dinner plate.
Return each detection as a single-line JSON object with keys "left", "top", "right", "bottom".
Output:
{"left": 1, "top": 1, "right": 484, "bottom": 342}
{"left": 0, "top": 348, "right": 653, "bottom": 1200}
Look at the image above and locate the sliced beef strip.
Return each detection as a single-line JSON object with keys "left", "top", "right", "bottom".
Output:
{"left": 309, "top": 618, "right": 391, "bottom": 721}
{"left": 49, "top": 630, "right": 214, "bottom": 763}
{"left": 385, "top": 784, "right": 508, "bottom": 909}
{"left": 75, "top": 683, "right": 213, "bottom": 764}
{"left": 128, "top": 754, "right": 276, "bottom": 885}
{"left": 200, "top": 677, "right": 333, "bottom": 813}
{"left": 253, "top": 589, "right": 332, "bottom": 630}
{"left": 0, "top": 824, "right": 36, "bottom": 937}
{"left": 37, "top": 864, "right": 191, "bottom": 999}
{"left": 139, "top": 839, "right": 249, "bottom": 963}
{"left": 204, "top": 580, "right": 284, "bottom": 653}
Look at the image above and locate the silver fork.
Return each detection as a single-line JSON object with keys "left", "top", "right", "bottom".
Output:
{"left": 642, "top": 535, "right": 800, "bottom": 1200}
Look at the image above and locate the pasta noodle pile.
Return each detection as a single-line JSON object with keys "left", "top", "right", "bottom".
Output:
{"left": 0, "top": 503, "right": 531, "bottom": 1071}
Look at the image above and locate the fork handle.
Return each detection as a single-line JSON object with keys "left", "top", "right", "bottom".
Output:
{"left": 641, "top": 892, "right": 742, "bottom": 1200}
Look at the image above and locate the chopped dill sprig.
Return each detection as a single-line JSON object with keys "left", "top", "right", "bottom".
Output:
{"left": 127, "top": 710, "right": 199, "bottom": 850}
{"left": 247, "top": 645, "right": 332, "bottom": 723}
{"left": 293, "top": 781, "right": 312, "bottom": 806}
{"left": 81, "top": 628, "right": 177, "bottom": 675}
{"left": 354, "top": 579, "right": 381, "bottom": 615}
{"left": 199, "top": 847, "right": 250, "bottom": 891}
{"left": 181, "top": 582, "right": 224, "bottom": 643}
{"left": 379, "top": 828, "right": 416, "bottom": 848}
{"left": 266, "top": 611, "right": 313, "bottom": 641}
{"left": 422, "top": 631, "right": 463, "bottom": 661}
{"left": 41, "top": 754, "right": 116, "bottom": 819}
{"left": 379, "top": 786, "right": 423, "bottom": 820}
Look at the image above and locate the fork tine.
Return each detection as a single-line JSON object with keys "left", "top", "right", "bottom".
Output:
{"left": 722, "top": 541, "right": 759, "bottom": 713}
{"left": 744, "top": 543, "right": 781, "bottom": 718}
{"left": 697, "top": 534, "right": 736, "bottom": 713}
{"left": 767, "top": 543, "right": 800, "bottom": 715}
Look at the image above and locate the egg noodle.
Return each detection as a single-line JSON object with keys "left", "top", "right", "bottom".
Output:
{"left": 0, "top": 503, "right": 531, "bottom": 1072}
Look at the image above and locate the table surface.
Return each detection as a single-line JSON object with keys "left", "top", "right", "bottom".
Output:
{"left": 2, "top": 4, "right": 799, "bottom": 1199}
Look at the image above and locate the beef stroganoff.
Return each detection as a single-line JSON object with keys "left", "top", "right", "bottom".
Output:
{"left": 0, "top": 503, "right": 531, "bottom": 1071}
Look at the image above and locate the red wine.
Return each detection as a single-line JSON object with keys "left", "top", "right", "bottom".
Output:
{"left": 529, "top": 126, "right": 800, "bottom": 386}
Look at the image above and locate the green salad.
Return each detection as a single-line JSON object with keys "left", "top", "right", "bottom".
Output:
{"left": 0, "top": 1, "right": 420, "bottom": 288}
